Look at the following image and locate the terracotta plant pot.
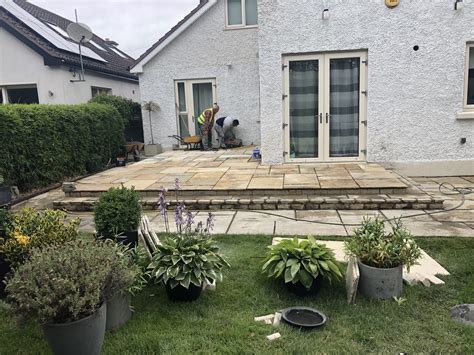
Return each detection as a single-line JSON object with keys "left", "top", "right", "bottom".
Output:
{"left": 42, "top": 302, "right": 107, "bottom": 355}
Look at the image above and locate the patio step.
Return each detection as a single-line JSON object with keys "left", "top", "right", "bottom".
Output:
{"left": 53, "top": 195, "right": 444, "bottom": 212}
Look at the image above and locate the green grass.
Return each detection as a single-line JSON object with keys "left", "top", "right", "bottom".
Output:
{"left": 1, "top": 236, "right": 473, "bottom": 354}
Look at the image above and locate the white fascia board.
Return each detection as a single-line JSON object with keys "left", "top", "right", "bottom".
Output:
{"left": 130, "top": 0, "right": 217, "bottom": 74}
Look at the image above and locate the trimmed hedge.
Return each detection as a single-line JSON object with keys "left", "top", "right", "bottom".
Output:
{"left": 0, "top": 104, "right": 125, "bottom": 192}
{"left": 89, "top": 94, "right": 141, "bottom": 127}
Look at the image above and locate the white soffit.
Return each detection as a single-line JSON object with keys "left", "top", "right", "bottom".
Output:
{"left": 130, "top": 0, "right": 217, "bottom": 73}
{"left": 0, "top": 0, "right": 107, "bottom": 62}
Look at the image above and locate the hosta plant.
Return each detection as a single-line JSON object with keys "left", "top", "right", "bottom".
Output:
{"left": 344, "top": 217, "right": 421, "bottom": 271}
{"left": 262, "top": 237, "right": 344, "bottom": 290}
{"left": 0, "top": 208, "right": 79, "bottom": 267}
{"left": 150, "top": 235, "right": 230, "bottom": 290}
{"left": 6, "top": 240, "right": 118, "bottom": 324}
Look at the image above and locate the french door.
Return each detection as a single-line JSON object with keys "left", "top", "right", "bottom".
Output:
{"left": 283, "top": 52, "right": 367, "bottom": 162}
{"left": 175, "top": 79, "right": 217, "bottom": 138}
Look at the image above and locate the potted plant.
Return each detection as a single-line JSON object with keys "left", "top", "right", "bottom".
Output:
{"left": 150, "top": 235, "right": 230, "bottom": 302}
{"left": 0, "top": 208, "right": 79, "bottom": 299}
{"left": 142, "top": 101, "right": 162, "bottom": 156}
{"left": 344, "top": 217, "right": 421, "bottom": 300}
{"left": 94, "top": 186, "right": 142, "bottom": 247}
{"left": 6, "top": 240, "right": 119, "bottom": 355}
{"left": 104, "top": 245, "right": 149, "bottom": 331}
{"left": 0, "top": 175, "right": 12, "bottom": 206}
{"left": 262, "top": 237, "right": 344, "bottom": 297}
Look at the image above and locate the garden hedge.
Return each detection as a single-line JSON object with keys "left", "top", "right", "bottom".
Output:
{"left": 0, "top": 104, "right": 125, "bottom": 192}
{"left": 89, "top": 94, "right": 141, "bottom": 127}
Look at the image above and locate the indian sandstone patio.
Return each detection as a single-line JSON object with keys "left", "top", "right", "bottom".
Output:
{"left": 54, "top": 148, "right": 448, "bottom": 211}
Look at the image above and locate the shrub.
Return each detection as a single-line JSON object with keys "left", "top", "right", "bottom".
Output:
{"left": 262, "top": 237, "right": 344, "bottom": 289}
{"left": 89, "top": 94, "right": 140, "bottom": 127}
{"left": 0, "top": 208, "right": 79, "bottom": 267}
{"left": 150, "top": 235, "right": 230, "bottom": 290}
{"left": 6, "top": 240, "right": 119, "bottom": 324}
{"left": 94, "top": 186, "right": 141, "bottom": 237}
{"left": 0, "top": 208, "right": 13, "bottom": 238}
{"left": 344, "top": 217, "right": 421, "bottom": 271}
{"left": 0, "top": 103, "right": 125, "bottom": 191}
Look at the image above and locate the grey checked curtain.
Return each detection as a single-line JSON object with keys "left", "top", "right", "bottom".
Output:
{"left": 289, "top": 60, "right": 319, "bottom": 158}
{"left": 329, "top": 58, "right": 360, "bottom": 157}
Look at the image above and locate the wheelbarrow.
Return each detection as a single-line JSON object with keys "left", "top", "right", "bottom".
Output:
{"left": 169, "top": 135, "right": 203, "bottom": 150}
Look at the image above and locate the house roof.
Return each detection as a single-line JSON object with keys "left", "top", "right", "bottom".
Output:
{"left": 0, "top": 0, "right": 138, "bottom": 81}
{"left": 131, "top": 0, "right": 217, "bottom": 74}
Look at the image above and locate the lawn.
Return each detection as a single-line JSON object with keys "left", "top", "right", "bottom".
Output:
{"left": 1, "top": 235, "right": 473, "bottom": 354}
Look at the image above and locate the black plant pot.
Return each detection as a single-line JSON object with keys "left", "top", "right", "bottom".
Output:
{"left": 286, "top": 276, "right": 323, "bottom": 297}
{"left": 0, "top": 254, "right": 11, "bottom": 299}
{"left": 0, "top": 186, "right": 12, "bottom": 206}
{"left": 116, "top": 158, "right": 127, "bottom": 167}
{"left": 116, "top": 230, "right": 138, "bottom": 248}
{"left": 165, "top": 282, "right": 202, "bottom": 302}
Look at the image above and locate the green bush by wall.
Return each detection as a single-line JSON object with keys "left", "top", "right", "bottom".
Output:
{"left": 89, "top": 94, "right": 141, "bottom": 127}
{"left": 0, "top": 104, "right": 125, "bottom": 192}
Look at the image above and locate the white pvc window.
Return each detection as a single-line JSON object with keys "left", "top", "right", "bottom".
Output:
{"left": 465, "top": 45, "right": 474, "bottom": 108}
{"left": 226, "top": 0, "right": 258, "bottom": 28}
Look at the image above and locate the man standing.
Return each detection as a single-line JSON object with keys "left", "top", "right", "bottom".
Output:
{"left": 214, "top": 117, "right": 240, "bottom": 149}
{"left": 197, "top": 104, "right": 219, "bottom": 151}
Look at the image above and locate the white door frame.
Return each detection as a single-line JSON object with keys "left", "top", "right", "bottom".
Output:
{"left": 174, "top": 78, "right": 217, "bottom": 137}
{"left": 283, "top": 51, "right": 368, "bottom": 163}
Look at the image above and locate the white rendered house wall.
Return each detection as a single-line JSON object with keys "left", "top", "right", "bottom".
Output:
{"left": 137, "top": 0, "right": 260, "bottom": 148}
{"left": 0, "top": 27, "right": 140, "bottom": 104}
{"left": 258, "top": 0, "right": 474, "bottom": 173}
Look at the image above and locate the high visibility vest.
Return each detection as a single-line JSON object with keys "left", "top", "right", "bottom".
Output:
{"left": 197, "top": 108, "right": 214, "bottom": 125}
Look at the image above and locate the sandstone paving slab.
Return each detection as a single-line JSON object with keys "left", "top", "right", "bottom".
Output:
{"left": 193, "top": 211, "right": 235, "bottom": 235}
{"left": 248, "top": 177, "right": 284, "bottom": 189}
{"left": 320, "top": 179, "right": 359, "bottom": 189}
{"left": 122, "top": 180, "right": 157, "bottom": 190}
{"left": 214, "top": 180, "right": 250, "bottom": 190}
{"left": 227, "top": 211, "right": 295, "bottom": 235}
{"left": 159, "top": 174, "right": 194, "bottom": 183}
{"left": 396, "top": 221, "right": 474, "bottom": 237}
{"left": 284, "top": 174, "right": 319, "bottom": 186}
{"left": 356, "top": 179, "right": 407, "bottom": 188}
{"left": 276, "top": 220, "right": 348, "bottom": 237}
{"left": 381, "top": 210, "right": 436, "bottom": 222}
{"left": 160, "top": 167, "right": 192, "bottom": 174}
{"left": 429, "top": 210, "right": 474, "bottom": 223}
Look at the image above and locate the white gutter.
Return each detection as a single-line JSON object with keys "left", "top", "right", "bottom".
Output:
{"left": 130, "top": 0, "right": 217, "bottom": 74}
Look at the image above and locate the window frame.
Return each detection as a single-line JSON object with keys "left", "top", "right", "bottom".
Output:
{"left": 1, "top": 84, "right": 39, "bottom": 104}
{"left": 91, "top": 86, "right": 112, "bottom": 98}
{"left": 225, "top": 0, "right": 258, "bottom": 29}
{"left": 464, "top": 43, "right": 474, "bottom": 110}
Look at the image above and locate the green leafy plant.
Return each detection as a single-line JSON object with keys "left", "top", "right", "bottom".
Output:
{"left": 0, "top": 207, "right": 13, "bottom": 238}
{"left": 262, "top": 236, "right": 344, "bottom": 289}
{"left": 89, "top": 94, "right": 140, "bottom": 127}
{"left": 6, "top": 240, "right": 119, "bottom": 324}
{"left": 344, "top": 217, "right": 421, "bottom": 271}
{"left": 94, "top": 186, "right": 141, "bottom": 237}
{"left": 0, "top": 104, "right": 124, "bottom": 192}
{"left": 0, "top": 208, "right": 79, "bottom": 267}
{"left": 149, "top": 235, "right": 230, "bottom": 290}
{"left": 0, "top": 175, "right": 5, "bottom": 186}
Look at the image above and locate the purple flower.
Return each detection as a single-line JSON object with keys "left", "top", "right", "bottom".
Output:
{"left": 174, "top": 202, "right": 187, "bottom": 233}
{"left": 206, "top": 212, "right": 216, "bottom": 234}
{"left": 174, "top": 178, "right": 181, "bottom": 191}
{"left": 157, "top": 187, "right": 168, "bottom": 217}
{"left": 185, "top": 210, "right": 195, "bottom": 233}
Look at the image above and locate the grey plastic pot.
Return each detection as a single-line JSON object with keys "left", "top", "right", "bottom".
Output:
{"left": 106, "top": 292, "right": 132, "bottom": 331}
{"left": 357, "top": 261, "right": 403, "bottom": 300}
{"left": 42, "top": 302, "right": 106, "bottom": 355}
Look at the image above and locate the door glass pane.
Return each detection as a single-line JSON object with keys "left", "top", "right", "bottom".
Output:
{"left": 228, "top": 0, "right": 242, "bottom": 25}
{"left": 245, "top": 0, "right": 258, "bottom": 25}
{"left": 289, "top": 60, "right": 319, "bottom": 158}
{"left": 177, "top": 82, "right": 186, "bottom": 111}
{"left": 329, "top": 57, "right": 360, "bottom": 158}
{"left": 468, "top": 47, "right": 474, "bottom": 105}
{"left": 193, "top": 83, "right": 214, "bottom": 134}
{"left": 178, "top": 114, "right": 190, "bottom": 138}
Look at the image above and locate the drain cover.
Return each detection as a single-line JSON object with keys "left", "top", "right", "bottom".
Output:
{"left": 282, "top": 307, "right": 327, "bottom": 329}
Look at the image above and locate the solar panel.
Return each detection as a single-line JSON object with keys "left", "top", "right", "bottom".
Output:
{"left": 110, "top": 47, "right": 130, "bottom": 59}
{"left": 1, "top": 0, "right": 107, "bottom": 63}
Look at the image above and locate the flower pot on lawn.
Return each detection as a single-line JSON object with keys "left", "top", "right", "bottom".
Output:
{"left": 357, "top": 261, "right": 403, "bottom": 300}
{"left": 106, "top": 292, "right": 132, "bottom": 331}
{"left": 286, "top": 276, "right": 323, "bottom": 297}
{"left": 43, "top": 302, "right": 107, "bottom": 355}
{"left": 0, "top": 186, "right": 12, "bottom": 206}
{"left": 165, "top": 282, "right": 202, "bottom": 302}
{"left": 116, "top": 230, "right": 138, "bottom": 248}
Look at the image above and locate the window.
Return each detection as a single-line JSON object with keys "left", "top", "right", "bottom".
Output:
{"left": 466, "top": 45, "right": 474, "bottom": 107}
{"left": 91, "top": 86, "right": 112, "bottom": 97}
{"left": 226, "top": 0, "right": 258, "bottom": 28}
{"left": 0, "top": 85, "right": 39, "bottom": 104}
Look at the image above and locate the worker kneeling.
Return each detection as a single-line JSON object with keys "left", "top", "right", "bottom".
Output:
{"left": 214, "top": 117, "right": 240, "bottom": 149}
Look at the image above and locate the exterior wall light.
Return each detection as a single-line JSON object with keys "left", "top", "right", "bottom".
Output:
{"left": 455, "top": 0, "right": 463, "bottom": 10}
{"left": 322, "top": 9, "right": 329, "bottom": 20}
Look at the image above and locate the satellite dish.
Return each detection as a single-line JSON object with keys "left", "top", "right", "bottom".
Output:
{"left": 67, "top": 22, "right": 93, "bottom": 43}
